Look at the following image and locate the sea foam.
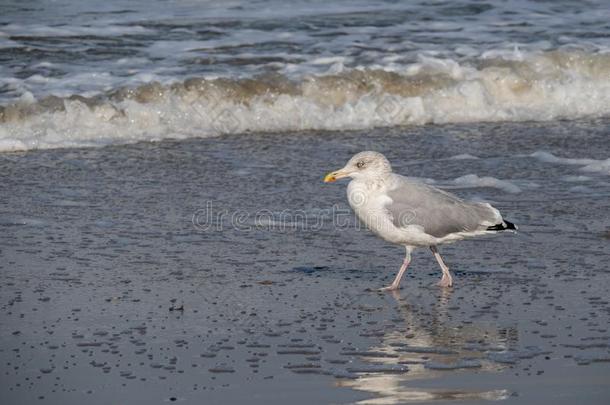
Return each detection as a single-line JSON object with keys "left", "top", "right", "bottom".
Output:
{"left": 1, "top": 51, "right": 610, "bottom": 151}
{"left": 532, "top": 151, "right": 610, "bottom": 175}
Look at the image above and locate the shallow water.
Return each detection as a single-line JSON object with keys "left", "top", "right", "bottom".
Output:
{"left": 1, "top": 119, "right": 609, "bottom": 404}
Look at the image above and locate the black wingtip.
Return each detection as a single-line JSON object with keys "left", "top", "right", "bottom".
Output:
{"left": 487, "top": 220, "right": 517, "bottom": 232}
{"left": 504, "top": 220, "right": 517, "bottom": 230}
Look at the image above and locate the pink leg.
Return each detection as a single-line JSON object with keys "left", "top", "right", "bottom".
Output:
{"left": 380, "top": 246, "right": 413, "bottom": 291}
{"left": 430, "top": 246, "right": 453, "bottom": 287}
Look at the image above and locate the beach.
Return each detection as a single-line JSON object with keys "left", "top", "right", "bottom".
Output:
{"left": 1, "top": 0, "right": 610, "bottom": 403}
{"left": 2, "top": 120, "right": 610, "bottom": 404}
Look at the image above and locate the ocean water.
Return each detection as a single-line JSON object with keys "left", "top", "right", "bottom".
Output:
{"left": 1, "top": 0, "right": 610, "bottom": 150}
{"left": 2, "top": 2, "right": 610, "bottom": 404}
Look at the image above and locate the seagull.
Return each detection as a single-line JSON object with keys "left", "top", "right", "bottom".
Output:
{"left": 324, "top": 151, "right": 517, "bottom": 291}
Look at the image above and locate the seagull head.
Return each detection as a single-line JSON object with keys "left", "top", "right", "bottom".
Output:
{"left": 324, "top": 151, "right": 392, "bottom": 183}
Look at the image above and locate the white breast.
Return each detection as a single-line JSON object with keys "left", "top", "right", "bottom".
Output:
{"left": 347, "top": 180, "right": 402, "bottom": 243}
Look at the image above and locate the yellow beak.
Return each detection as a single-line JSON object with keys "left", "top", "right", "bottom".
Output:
{"left": 324, "top": 169, "right": 349, "bottom": 183}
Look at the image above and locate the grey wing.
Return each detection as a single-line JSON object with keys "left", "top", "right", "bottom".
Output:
{"left": 385, "top": 176, "right": 501, "bottom": 238}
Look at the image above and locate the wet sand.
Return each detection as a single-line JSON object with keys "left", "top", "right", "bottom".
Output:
{"left": 1, "top": 119, "right": 610, "bottom": 404}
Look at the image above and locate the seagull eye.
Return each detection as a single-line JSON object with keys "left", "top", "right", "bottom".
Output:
{"left": 356, "top": 161, "right": 366, "bottom": 169}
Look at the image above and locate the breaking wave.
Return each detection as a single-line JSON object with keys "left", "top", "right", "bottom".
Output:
{"left": 1, "top": 50, "right": 610, "bottom": 151}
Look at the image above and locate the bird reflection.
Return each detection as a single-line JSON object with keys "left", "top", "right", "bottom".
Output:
{"left": 337, "top": 288, "right": 517, "bottom": 404}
